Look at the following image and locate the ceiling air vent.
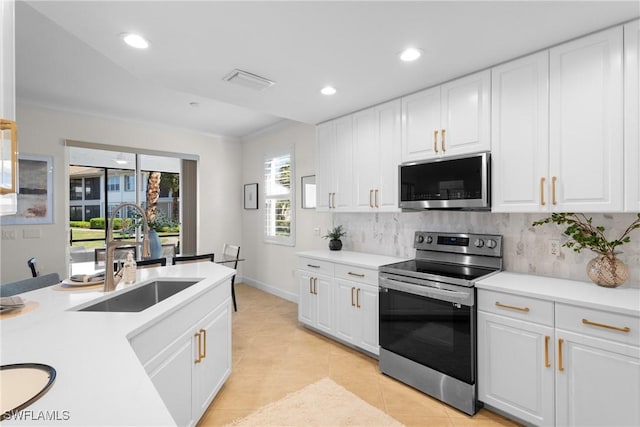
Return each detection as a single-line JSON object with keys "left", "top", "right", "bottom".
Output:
{"left": 223, "top": 69, "right": 275, "bottom": 91}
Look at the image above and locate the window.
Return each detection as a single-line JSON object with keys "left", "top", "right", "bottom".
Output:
{"left": 84, "top": 205, "right": 100, "bottom": 220}
{"left": 70, "top": 178, "right": 83, "bottom": 201}
{"left": 124, "top": 175, "right": 135, "bottom": 192}
{"left": 69, "top": 206, "right": 83, "bottom": 221}
{"left": 107, "top": 176, "right": 120, "bottom": 192}
{"left": 264, "top": 151, "right": 294, "bottom": 245}
{"left": 84, "top": 177, "right": 100, "bottom": 200}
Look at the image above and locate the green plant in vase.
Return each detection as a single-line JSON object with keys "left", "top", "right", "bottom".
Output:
{"left": 323, "top": 225, "right": 346, "bottom": 251}
{"left": 533, "top": 213, "right": 640, "bottom": 287}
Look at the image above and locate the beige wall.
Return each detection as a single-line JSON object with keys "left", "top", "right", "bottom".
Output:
{"left": 240, "top": 121, "right": 331, "bottom": 301}
{"left": 0, "top": 105, "right": 242, "bottom": 283}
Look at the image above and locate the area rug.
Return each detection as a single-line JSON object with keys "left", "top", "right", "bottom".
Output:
{"left": 225, "top": 377, "right": 404, "bottom": 427}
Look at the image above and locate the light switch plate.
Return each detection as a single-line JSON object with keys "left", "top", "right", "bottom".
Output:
{"left": 2, "top": 229, "right": 16, "bottom": 240}
{"left": 23, "top": 229, "right": 42, "bottom": 239}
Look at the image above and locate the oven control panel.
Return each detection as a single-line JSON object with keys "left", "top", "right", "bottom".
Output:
{"left": 414, "top": 231, "right": 502, "bottom": 257}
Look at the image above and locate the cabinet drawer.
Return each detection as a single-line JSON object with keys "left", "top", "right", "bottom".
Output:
{"left": 556, "top": 303, "right": 640, "bottom": 347}
{"left": 478, "top": 290, "right": 554, "bottom": 326}
{"left": 334, "top": 263, "right": 378, "bottom": 286}
{"left": 297, "top": 257, "right": 334, "bottom": 275}
{"left": 129, "top": 281, "right": 230, "bottom": 366}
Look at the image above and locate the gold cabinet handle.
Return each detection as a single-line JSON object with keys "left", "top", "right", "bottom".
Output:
{"left": 441, "top": 128, "right": 446, "bottom": 152}
{"left": 356, "top": 288, "right": 361, "bottom": 308}
{"left": 313, "top": 277, "right": 318, "bottom": 295}
{"left": 374, "top": 189, "right": 379, "bottom": 208}
{"left": 194, "top": 332, "right": 202, "bottom": 364}
{"left": 544, "top": 335, "right": 551, "bottom": 368}
{"left": 540, "top": 177, "right": 546, "bottom": 206}
{"left": 351, "top": 287, "right": 355, "bottom": 307}
{"left": 582, "top": 318, "right": 630, "bottom": 333}
{"left": 551, "top": 176, "right": 557, "bottom": 205}
{"left": 369, "top": 189, "right": 374, "bottom": 208}
{"left": 309, "top": 277, "right": 313, "bottom": 294}
{"left": 348, "top": 272, "right": 365, "bottom": 278}
{"left": 433, "top": 129, "right": 439, "bottom": 153}
{"left": 558, "top": 338, "right": 565, "bottom": 372}
{"left": 495, "top": 301, "right": 530, "bottom": 313}
{"left": 200, "top": 328, "right": 207, "bottom": 360}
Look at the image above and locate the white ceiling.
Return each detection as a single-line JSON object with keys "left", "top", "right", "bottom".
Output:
{"left": 16, "top": 1, "right": 640, "bottom": 138}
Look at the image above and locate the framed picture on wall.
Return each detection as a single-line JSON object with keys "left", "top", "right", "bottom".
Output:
{"left": 244, "top": 183, "right": 258, "bottom": 210}
{"left": 1, "top": 154, "right": 54, "bottom": 225}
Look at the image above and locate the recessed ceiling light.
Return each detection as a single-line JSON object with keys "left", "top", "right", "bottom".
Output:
{"left": 399, "top": 47, "right": 422, "bottom": 62}
{"left": 122, "top": 33, "right": 150, "bottom": 49}
{"left": 321, "top": 86, "right": 337, "bottom": 96}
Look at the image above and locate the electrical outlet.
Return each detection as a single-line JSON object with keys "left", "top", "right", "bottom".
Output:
{"left": 549, "top": 240, "right": 560, "bottom": 256}
{"left": 2, "top": 229, "right": 16, "bottom": 240}
{"left": 313, "top": 227, "right": 320, "bottom": 236}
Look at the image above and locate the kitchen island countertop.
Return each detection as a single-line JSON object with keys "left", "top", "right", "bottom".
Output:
{"left": 0, "top": 262, "right": 235, "bottom": 426}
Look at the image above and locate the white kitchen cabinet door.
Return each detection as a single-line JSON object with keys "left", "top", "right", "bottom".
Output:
{"left": 555, "top": 329, "right": 640, "bottom": 427}
{"left": 315, "top": 274, "right": 335, "bottom": 334}
{"left": 192, "top": 301, "right": 232, "bottom": 422}
{"left": 625, "top": 20, "right": 640, "bottom": 212}
{"left": 353, "top": 107, "right": 379, "bottom": 211}
{"left": 315, "top": 122, "right": 334, "bottom": 211}
{"left": 549, "top": 26, "right": 624, "bottom": 212}
{"left": 352, "top": 100, "right": 401, "bottom": 212}
{"left": 440, "top": 70, "right": 491, "bottom": 157}
{"left": 0, "top": 0, "right": 15, "bottom": 120}
{"left": 356, "top": 283, "right": 379, "bottom": 355}
{"left": 298, "top": 271, "right": 316, "bottom": 326}
{"left": 148, "top": 338, "right": 193, "bottom": 427}
{"left": 491, "top": 52, "right": 549, "bottom": 212}
{"left": 333, "top": 116, "right": 353, "bottom": 211}
{"left": 401, "top": 86, "right": 441, "bottom": 162}
{"left": 335, "top": 279, "right": 357, "bottom": 343}
{"left": 478, "top": 311, "right": 555, "bottom": 426}
{"left": 376, "top": 100, "right": 401, "bottom": 211}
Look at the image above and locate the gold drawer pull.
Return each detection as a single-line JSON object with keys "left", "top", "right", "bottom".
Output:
{"left": 551, "top": 176, "right": 557, "bottom": 205}
{"left": 540, "top": 177, "right": 546, "bottom": 206}
{"left": 495, "top": 301, "right": 530, "bottom": 313}
{"left": 348, "top": 272, "right": 365, "bottom": 278}
{"left": 200, "top": 328, "right": 207, "bottom": 360}
{"left": 544, "top": 335, "right": 551, "bottom": 368}
{"left": 356, "top": 288, "right": 361, "bottom": 308}
{"left": 433, "top": 130, "right": 439, "bottom": 153}
{"left": 194, "top": 332, "right": 202, "bottom": 364}
{"left": 441, "top": 128, "right": 446, "bottom": 152}
{"left": 558, "top": 338, "right": 564, "bottom": 372}
{"left": 351, "top": 287, "right": 355, "bottom": 307}
{"left": 582, "top": 318, "right": 630, "bottom": 333}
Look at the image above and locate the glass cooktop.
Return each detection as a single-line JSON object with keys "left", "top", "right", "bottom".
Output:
{"left": 381, "top": 260, "right": 498, "bottom": 281}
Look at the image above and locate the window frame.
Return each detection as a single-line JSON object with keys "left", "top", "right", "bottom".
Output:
{"left": 263, "top": 148, "right": 295, "bottom": 246}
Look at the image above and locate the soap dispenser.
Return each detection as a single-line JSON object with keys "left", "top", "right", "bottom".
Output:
{"left": 123, "top": 251, "right": 137, "bottom": 284}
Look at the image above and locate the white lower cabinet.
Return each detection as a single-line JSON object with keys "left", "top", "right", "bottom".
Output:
{"left": 478, "top": 289, "right": 640, "bottom": 426}
{"left": 129, "top": 282, "right": 232, "bottom": 426}
{"left": 297, "top": 254, "right": 384, "bottom": 356}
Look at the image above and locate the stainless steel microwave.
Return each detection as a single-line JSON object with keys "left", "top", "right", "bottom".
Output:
{"left": 399, "top": 152, "right": 490, "bottom": 211}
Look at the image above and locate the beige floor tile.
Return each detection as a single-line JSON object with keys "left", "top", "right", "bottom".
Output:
{"left": 197, "top": 284, "right": 522, "bottom": 427}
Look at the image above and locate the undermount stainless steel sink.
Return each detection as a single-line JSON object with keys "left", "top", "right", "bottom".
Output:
{"left": 78, "top": 280, "right": 200, "bottom": 312}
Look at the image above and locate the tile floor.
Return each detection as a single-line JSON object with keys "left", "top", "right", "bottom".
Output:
{"left": 198, "top": 284, "right": 521, "bottom": 427}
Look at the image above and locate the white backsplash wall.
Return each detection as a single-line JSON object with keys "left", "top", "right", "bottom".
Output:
{"left": 334, "top": 211, "right": 640, "bottom": 285}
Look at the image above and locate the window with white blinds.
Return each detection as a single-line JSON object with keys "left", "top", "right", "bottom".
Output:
{"left": 264, "top": 151, "right": 295, "bottom": 245}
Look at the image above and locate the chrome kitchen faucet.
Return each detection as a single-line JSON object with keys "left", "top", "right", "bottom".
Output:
{"left": 104, "top": 203, "right": 150, "bottom": 292}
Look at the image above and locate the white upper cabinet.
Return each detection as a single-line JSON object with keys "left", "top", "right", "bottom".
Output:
{"left": 549, "top": 26, "right": 624, "bottom": 212}
{"left": 0, "top": 0, "right": 15, "bottom": 121}
{"left": 352, "top": 99, "right": 401, "bottom": 212}
{"left": 315, "top": 117, "right": 353, "bottom": 211}
{"left": 491, "top": 51, "right": 550, "bottom": 212}
{"left": 401, "top": 70, "right": 490, "bottom": 162}
{"left": 625, "top": 20, "right": 640, "bottom": 212}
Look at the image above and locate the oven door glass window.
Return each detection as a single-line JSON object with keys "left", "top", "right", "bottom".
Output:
{"left": 379, "top": 288, "right": 474, "bottom": 384}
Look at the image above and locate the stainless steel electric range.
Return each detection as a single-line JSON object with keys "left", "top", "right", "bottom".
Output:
{"left": 378, "top": 231, "right": 503, "bottom": 415}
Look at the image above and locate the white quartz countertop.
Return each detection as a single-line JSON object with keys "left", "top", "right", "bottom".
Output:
{"left": 296, "top": 250, "right": 408, "bottom": 269}
{"left": 0, "top": 262, "right": 235, "bottom": 426}
{"left": 476, "top": 272, "right": 640, "bottom": 317}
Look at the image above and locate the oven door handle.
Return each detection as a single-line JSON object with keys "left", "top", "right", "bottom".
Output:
{"left": 379, "top": 277, "right": 473, "bottom": 306}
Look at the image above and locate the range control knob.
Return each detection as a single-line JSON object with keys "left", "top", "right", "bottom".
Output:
{"left": 416, "top": 235, "right": 425, "bottom": 243}
{"left": 474, "top": 239, "right": 485, "bottom": 248}
{"left": 425, "top": 236, "right": 433, "bottom": 244}
{"left": 486, "top": 239, "right": 497, "bottom": 249}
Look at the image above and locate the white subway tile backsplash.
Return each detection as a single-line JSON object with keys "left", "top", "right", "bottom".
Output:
{"left": 334, "top": 212, "right": 640, "bottom": 285}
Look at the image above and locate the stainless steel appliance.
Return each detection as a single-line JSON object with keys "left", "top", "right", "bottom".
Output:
{"left": 399, "top": 152, "right": 490, "bottom": 210}
{"left": 378, "top": 231, "right": 503, "bottom": 415}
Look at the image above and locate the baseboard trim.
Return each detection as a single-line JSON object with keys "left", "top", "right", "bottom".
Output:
{"left": 238, "top": 276, "right": 298, "bottom": 303}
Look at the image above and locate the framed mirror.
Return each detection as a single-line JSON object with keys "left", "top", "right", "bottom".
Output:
{"left": 301, "top": 175, "right": 316, "bottom": 209}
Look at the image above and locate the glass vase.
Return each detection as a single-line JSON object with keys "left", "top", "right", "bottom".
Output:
{"left": 586, "top": 253, "right": 629, "bottom": 288}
